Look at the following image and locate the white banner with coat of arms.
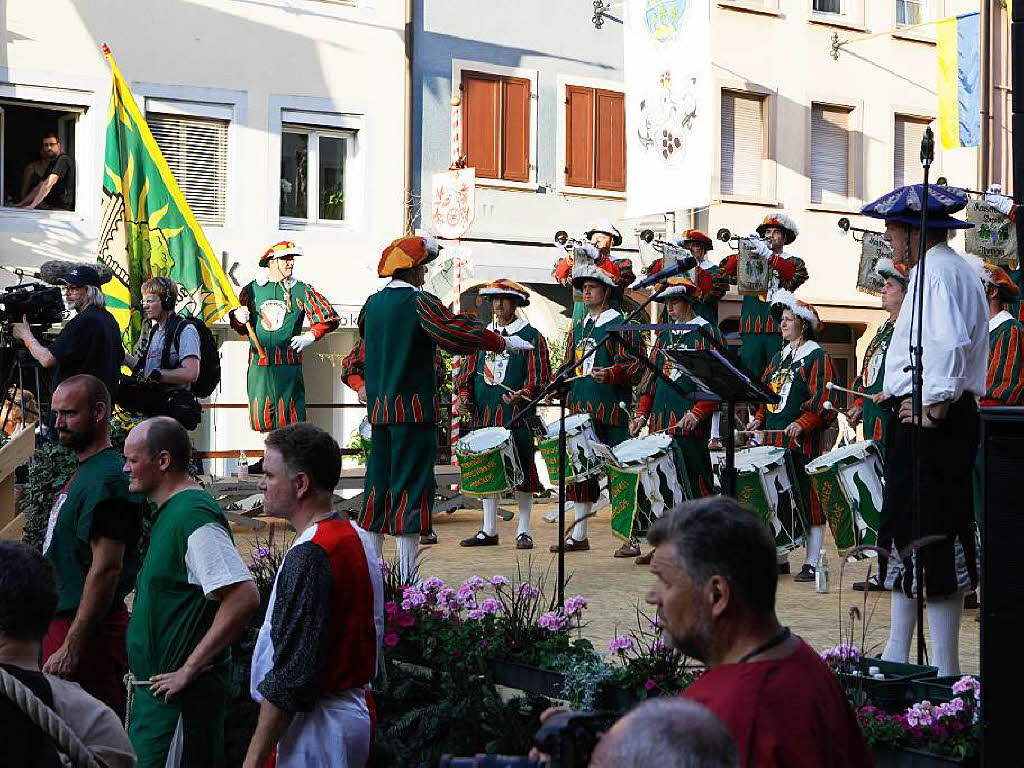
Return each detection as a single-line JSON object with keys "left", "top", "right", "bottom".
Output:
{"left": 624, "top": 0, "right": 712, "bottom": 218}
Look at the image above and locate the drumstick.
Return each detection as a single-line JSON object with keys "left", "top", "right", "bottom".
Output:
{"left": 825, "top": 381, "right": 860, "bottom": 398}
{"left": 735, "top": 429, "right": 789, "bottom": 436}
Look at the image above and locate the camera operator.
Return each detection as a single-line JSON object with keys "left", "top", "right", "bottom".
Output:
{"left": 11, "top": 264, "right": 123, "bottom": 401}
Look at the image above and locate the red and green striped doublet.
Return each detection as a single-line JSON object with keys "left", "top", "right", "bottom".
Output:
{"left": 719, "top": 252, "right": 809, "bottom": 334}
{"left": 982, "top": 312, "right": 1024, "bottom": 406}
{"left": 342, "top": 283, "right": 505, "bottom": 534}
{"left": 852, "top": 320, "right": 895, "bottom": 448}
{"left": 457, "top": 318, "right": 551, "bottom": 493}
{"left": 230, "top": 279, "right": 339, "bottom": 432}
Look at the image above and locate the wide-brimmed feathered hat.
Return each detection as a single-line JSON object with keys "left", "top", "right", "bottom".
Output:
{"left": 653, "top": 276, "right": 701, "bottom": 302}
{"left": 378, "top": 235, "right": 442, "bottom": 277}
{"left": 756, "top": 212, "right": 799, "bottom": 244}
{"left": 672, "top": 229, "right": 714, "bottom": 251}
{"left": 260, "top": 241, "right": 304, "bottom": 267}
{"left": 584, "top": 218, "right": 623, "bottom": 247}
{"left": 981, "top": 263, "right": 1020, "bottom": 301}
{"left": 770, "top": 289, "right": 823, "bottom": 332}
{"left": 860, "top": 184, "right": 973, "bottom": 230}
{"left": 875, "top": 257, "right": 909, "bottom": 288}
{"left": 478, "top": 278, "right": 531, "bottom": 306}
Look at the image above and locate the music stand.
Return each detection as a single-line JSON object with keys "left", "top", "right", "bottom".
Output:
{"left": 609, "top": 323, "right": 778, "bottom": 497}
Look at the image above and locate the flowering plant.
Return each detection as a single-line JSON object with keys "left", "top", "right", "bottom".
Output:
{"left": 819, "top": 644, "right": 861, "bottom": 676}
{"left": 246, "top": 525, "right": 291, "bottom": 619}
{"left": 604, "top": 605, "right": 697, "bottom": 699}
{"left": 856, "top": 677, "right": 981, "bottom": 759}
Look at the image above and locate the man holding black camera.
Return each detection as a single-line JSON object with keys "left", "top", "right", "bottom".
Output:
{"left": 11, "top": 264, "right": 123, "bottom": 401}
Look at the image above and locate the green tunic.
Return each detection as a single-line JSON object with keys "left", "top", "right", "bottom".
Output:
{"left": 126, "top": 490, "right": 237, "bottom": 768}
{"left": 458, "top": 318, "right": 551, "bottom": 493}
{"left": 758, "top": 341, "right": 837, "bottom": 527}
{"left": 637, "top": 317, "right": 724, "bottom": 497}
{"left": 237, "top": 278, "right": 339, "bottom": 432}
{"left": 564, "top": 309, "right": 644, "bottom": 503}
{"left": 852, "top": 320, "right": 895, "bottom": 455}
{"left": 42, "top": 448, "right": 141, "bottom": 617}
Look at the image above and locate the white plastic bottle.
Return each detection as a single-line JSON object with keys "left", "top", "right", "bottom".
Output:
{"left": 815, "top": 550, "right": 830, "bottom": 594}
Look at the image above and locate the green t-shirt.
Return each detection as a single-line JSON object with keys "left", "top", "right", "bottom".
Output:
{"left": 42, "top": 448, "right": 142, "bottom": 616}
{"left": 126, "top": 489, "right": 243, "bottom": 681}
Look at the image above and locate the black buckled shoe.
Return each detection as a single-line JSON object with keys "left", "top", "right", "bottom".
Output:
{"left": 459, "top": 530, "right": 498, "bottom": 547}
{"left": 793, "top": 564, "right": 817, "bottom": 583}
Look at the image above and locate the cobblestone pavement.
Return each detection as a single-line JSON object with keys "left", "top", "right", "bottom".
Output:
{"left": 236, "top": 499, "right": 980, "bottom": 675}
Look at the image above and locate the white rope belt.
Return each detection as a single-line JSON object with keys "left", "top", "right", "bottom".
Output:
{"left": 0, "top": 665, "right": 100, "bottom": 768}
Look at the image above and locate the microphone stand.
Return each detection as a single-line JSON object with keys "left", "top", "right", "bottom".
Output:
{"left": 509, "top": 283, "right": 674, "bottom": 608}
{"left": 910, "top": 126, "right": 935, "bottom": 666}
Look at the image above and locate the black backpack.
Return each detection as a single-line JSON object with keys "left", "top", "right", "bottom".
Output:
{"left": 161, "top": 313, "right": 222, "bottom": 397}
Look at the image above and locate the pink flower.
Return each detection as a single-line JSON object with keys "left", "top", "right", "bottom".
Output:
{"left": 383, "top": 632, "right": 399, "bottom": 647}
{"left": 518, "top": 583, "right": 540, "bottom": 600}
{"left": 564, "top": 595, "right": 588, "bottom": 616}
{"left": 384, "top": 601, "right": 399, "bottom": 616}
{"left": 608, "top": 636, "right": 634, "bottom": 653}
{"left": 538, "top": 611, "right": 569, "bottom": 632}
{"left": 462, "top": 576, "right": 486, "bottom": 592}
{"left": 407, "top": 590, "right": 428, "bottom": 607}
{"left": 645, "top": 679, "right": 656, "bottom": 691}
{"left": 401, "top": 599, "right": 412, "bottom": 611}
{"left": 489, "top": 575, "right": 510, "bottom": 588}
{"left": 377, "top": 558, "right": 392, "bottom": 577}
{"left": 480, "top": 598, "right": 501, "bottom": 615}
{"left": 421, "top": 576, "right": 445, "bottom": 591}
{"left": 457, "top": 585, "right": 476, "bottom": 602}
{"left": 467, "top": 609, "right": 485, "bottom": 620}
{"left": 394, "top": 611, "right": 415, "bottom": 628}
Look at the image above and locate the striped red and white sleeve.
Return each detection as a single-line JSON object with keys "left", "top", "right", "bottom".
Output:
{"left": 415, "top": 292, "right": 505, "bottom": 354}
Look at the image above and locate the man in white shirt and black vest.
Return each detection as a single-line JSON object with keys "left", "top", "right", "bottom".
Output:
{"left": 859, "top": 183, "right": 987, "bottom": 678}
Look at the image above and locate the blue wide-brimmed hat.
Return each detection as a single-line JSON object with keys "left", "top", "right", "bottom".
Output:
{"left": 860, "top": 184, "right": 973, "bottom": 230}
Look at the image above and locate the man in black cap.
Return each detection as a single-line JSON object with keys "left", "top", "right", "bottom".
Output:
{"left": 12, "top": 264, "right": 124, "bottom": 401}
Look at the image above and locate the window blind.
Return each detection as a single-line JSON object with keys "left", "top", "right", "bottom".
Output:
{"left": 720, "top": 91, "right": 764, "bottom": 198}
{"left": 148, "top": 114, "right": 228, "bottom": 225}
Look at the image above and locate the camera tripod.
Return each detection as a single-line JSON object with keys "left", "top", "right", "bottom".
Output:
{"left": 0, "top": 338, "right": 50, "bottom": 435}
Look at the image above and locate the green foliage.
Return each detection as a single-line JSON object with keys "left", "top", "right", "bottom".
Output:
{"left": 20, "top": 439, "right": 78, "bottom": 551}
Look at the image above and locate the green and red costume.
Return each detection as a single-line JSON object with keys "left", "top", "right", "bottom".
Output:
{"left": 342, "top": 283, "right": 507, "bottom": 535}
{"left": 636, "top": 317, "right": 723, "bottom": 497}
{"left": 851, "top": 319, "right": 896, "bottom": 455}
{"left": 456, "top": 317, "right": 551, "bottom": 493}
{"left": 754, "top": 340, "right": 837, "bottom": 526}
{"left": 720, "top": 251, "right": 809, "bottom": 377}
{"left": 646, "top": 256, "right": 729, "bottom": 325}
{"left": 230, "top": 278, "right": 339, "bottom": 432}
{"left": 563, "top": 308, "right": 645, "bottom": 503}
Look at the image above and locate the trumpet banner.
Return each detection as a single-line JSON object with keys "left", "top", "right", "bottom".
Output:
{"left": 624, "top": 0, "right": 713, "bottom": 218}
{"left": 98, "top": 49, "right": 238, "bottom": 352}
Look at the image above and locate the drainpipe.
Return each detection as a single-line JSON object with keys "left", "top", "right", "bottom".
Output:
{"left": 980, "top": 0, "right": 991, "bottom": 189}
{"left": 404, "top": 0, "right": 415, "bottom": 233}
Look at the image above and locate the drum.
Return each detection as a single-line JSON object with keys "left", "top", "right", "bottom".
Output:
{"left": 538, "top": 413, "right": 605, "bottom": 484}
{"left": 455, "top": 427, "right": 524, "bottom": 498}
{"left": 607, "top": 433, "right": 687, "bottom": 542}
{"left": 805, "top": 441, "right": 884, "bottom": 560}
{"left": 734, "top": 446, "right": 807, "bottom": 556}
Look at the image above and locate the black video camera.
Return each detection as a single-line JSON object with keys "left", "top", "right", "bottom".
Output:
{"left": 439, "top": 711, "right": 616, "bottom": 768}
{"left": 0, "top": 282, "right": 65, "bottom": 327}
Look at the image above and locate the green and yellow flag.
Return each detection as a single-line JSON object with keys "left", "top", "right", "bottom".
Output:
{"left": 97, "top": 46, "right": 238, "bottom": 352}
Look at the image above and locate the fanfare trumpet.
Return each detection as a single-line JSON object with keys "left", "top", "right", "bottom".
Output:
{"left": 935, "top": 177, "right": 986, "bottom": 197}
{"left": 714, "top": 228, "right": 770, "bottom": 247}
{"left": 554, "top": 230, "right": 589, "bottom": 250}
{"left": 836, "top": 217, "right": 885, "bottom": 243}
{"left": 638, "top": 229, "right": 688, "bottom": 256}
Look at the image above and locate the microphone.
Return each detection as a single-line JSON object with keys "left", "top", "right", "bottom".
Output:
{"left": 632, "top": 256, "right": 699, "bottom": 290}
{"left": 37, "top": 260, "right": 114, "bottom": 286}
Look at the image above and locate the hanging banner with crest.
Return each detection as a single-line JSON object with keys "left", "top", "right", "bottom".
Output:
{"left": 624, "top": 0, "right": 712, "bottom": 218}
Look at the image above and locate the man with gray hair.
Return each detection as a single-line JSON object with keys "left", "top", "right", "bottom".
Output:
{"left": 12, "top": 264, "right": 124, "bottom": 401}
{"left": 123, "top": 416, "right": 259, "bottom": 767}
{"left": 646, "top": 496, "right": 872, "bottom": 768}
{"left": 589, "top": 698, "right": 738, "bottom": 768}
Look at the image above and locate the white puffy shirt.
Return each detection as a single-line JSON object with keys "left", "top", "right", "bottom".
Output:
{"left": 883, "top": 243, "right": 988, "bottom": 405}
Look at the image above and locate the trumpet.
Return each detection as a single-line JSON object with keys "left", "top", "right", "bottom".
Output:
{"left": 836, "top": 217, "right": 885, "bottom": 242}
{"left": 715, "top": 228, "right": 770, "bottom": 247}
{"left": 638, "top": 229, "right": 688, "bottom": 256}
{"left": 935, "top": 177, "right": 987, "bottom": 197}
{"left": 554, "top": 230, "right": 589, "bottom": 250}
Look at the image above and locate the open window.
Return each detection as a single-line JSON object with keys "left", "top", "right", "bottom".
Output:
{"left": 0, "top": 100, "right": 82, "bottom": 211}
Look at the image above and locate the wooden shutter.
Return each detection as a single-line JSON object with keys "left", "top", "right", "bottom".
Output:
{"left": 148, "top": 114, "right": 228, "bottom": 225}
{"left": 810, "top": 104, "right": 850, "bottom": 204}
{"left": 566, "top": 85, "right": 595, "bottom": 188}
{"left": 502, "top": 76, "right": 531, "bottom": 182}
{"left": 463, "top": 72, "right": 501, "bottom": 179}
{"left": 720, "top": 90, "right": 764, "bottom": 197}
{"left": 595, "top": 89, "right": 626, "bottom": 192}
{"left": 894, "top": 115, "right": 930, "bottom": 187}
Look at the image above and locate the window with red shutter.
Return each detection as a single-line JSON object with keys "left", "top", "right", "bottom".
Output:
{"left": 564, "top": 84, "right": 625, "bottom": 192}
{"left": 461, "top": 70, "right": 532, "bottom": 183}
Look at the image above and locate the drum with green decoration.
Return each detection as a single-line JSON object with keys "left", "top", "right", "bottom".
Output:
{"left": 734, "top": 446, "right": 808, "bottom": 557}
{"left": 805, "top": 440, "right": 883, "bottom": 561}
{"left": 608, "top": 433, "right": 687, "bottom": 542}
{"left": 455, "top": 427, "right": 524, "bottom": 498}
{"left": 538, "top": 413, "right": 605, "bottom": 485}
